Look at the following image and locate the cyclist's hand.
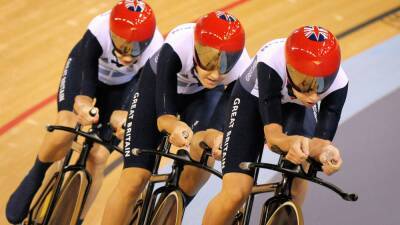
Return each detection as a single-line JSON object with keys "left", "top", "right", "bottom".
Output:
{"left": 74, "top": 95, "right": 99, "bottom": 125}
{"left": 203, "top": 129, "right": 223, "bottom": 160}
{"left": 319, "top": 144, "right": 342, "bottom": 176}
{"left": 285, "top": 135, "right": 310, "bottom": 165}
{"left": 170, "top": 121, "right": 193, "bottom": 147}
{"left": 77, "top": 106, "right": 99, "bottom": 126}
{"left": 110, "top": 110, "right": 128, "bottom": 140}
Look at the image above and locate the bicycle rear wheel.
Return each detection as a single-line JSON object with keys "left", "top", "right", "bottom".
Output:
{"left": 264, "top": 201, "right": 303, "bottom": 225}
{"left": 150, "top": 190, "right": 184, "bottom": 225}
{"left": 47, "top": 171, "right": 89, "bottom": 225}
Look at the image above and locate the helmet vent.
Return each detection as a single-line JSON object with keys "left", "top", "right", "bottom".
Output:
{"left": 304, "top": 26, "right": 328, "bottom": 42}
{"left": 215, "top": 11, "right": 237, "bottom": 22}
{"left": 125, "top": 0, "right": 145, "bottom": 12}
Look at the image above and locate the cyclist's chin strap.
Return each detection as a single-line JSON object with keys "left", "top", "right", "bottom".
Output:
{"left": 182, "top": 191, "right": 195, "bottom": 208}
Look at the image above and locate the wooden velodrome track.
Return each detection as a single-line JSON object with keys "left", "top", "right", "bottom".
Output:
{"left": 0, "top": 0, "right": 399, "bottom": 224}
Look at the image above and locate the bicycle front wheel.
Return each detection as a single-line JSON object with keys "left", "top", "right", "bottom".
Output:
{"left": 265, "top": 201, "right": 303, "bottom": 225}
{"left": 47, "top": 171, "right": 89, "bottom": 225}
{"left": 150, "top": 190, "right": 184, "bottom": 225}
{"left": 27, "top": 174, "right": 58, "bottom": 225}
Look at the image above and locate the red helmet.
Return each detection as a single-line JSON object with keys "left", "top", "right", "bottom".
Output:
{"left": 285, "top": 26, "right": 341, "bottom": 94}
{"left": 194, "top": 11, "right": 245, "bottom": 74}
{"left": 110, "top": 0, "right": 156, "bottom": 57}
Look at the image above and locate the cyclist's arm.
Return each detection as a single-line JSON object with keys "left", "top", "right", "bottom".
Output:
{"left": 79, "top": 30, "right": 103, "bottom": 99}
{"left": 309, "top": 84, "right": 348, "bottom": 157}
{"left": 155, "top": 43, "right": 183, "bottom": 133}
{"left": 74, "top": 30, "right": 102, "bottom": 123}
{"left": 200, "top": 82, "right": 235, "bottom": 158}
{"left": 256, "top": 62, "right": 293, "bottom": 151}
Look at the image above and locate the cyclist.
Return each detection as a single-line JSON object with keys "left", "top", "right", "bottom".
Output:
{"left": 100, "top": 11, "right": 251, "bottom": 225}
{"left": 202, "top": 26, "right": 348, "bottom": 225}
{"left": 6, "top": 1, "right": 163, "bottom": 224}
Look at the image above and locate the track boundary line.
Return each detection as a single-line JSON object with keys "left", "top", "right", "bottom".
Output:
{"left": 0, "top": 0, "right": 250, "bottom": 137}
{"left": 3, "top": 1, "right": 397, "bottom": 137}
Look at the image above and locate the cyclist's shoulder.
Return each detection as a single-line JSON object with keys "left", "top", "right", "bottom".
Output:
{"left": 255, "top": 38, "right": 287, "bottom": 77}
{"left": 164, "top": 23, "right": 195, "bottom": 53}
{"left": 87, "top": 10, "right": 111, "bottom": 38}
{"left": 166, "top": 23, "right": 195, "bottom": 39}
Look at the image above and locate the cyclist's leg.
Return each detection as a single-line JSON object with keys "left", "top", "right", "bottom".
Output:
{"left": 101, "top": 62, "right": 160, "bottom": 225}
{"left": 179, "top": 131, "right": 215, "bottom": 199}
{"left": 203, "top": 82, "right": 265, "bottom": 225}
{"left": 281, "top": 103, "right": 316, "bottom": 206}
{"left": 178, "top": 86, "right": 224, "bottom": 204}
{"left": 101, "top": 137, "right": 158, "bottom": 225}
{"left": 6, "top": 112, "right": 77, "bottom": 224}
{"left": 38, "top": 111, "right": 78, "bottom": 162}
{"left": 291, "top": 178, "right": 308, "bottom": 206}
{"left": 38, "top": 41, "right": 83, "bottom": 162}
{"left": 6, "top": 44, "right": 82, "bottom": 224}
{"left": 102, "top": 167, "right": 152, "bottom": 225}
{"left": 204, "top": 173, "right": 253, "bottom": 225}
{"left": 78, "top": 144, "right": 110, "bottom": 221}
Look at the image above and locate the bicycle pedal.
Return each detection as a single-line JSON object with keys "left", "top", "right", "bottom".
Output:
{"left": 234, "top": 212, "right": 243, "bottom": 220}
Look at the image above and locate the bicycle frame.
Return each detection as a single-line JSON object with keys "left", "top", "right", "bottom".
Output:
{"left": 238, "top": 153, "right": 358, "bottom": 225}
{"left": 136, "top": 135, "right": 172, "bottom": 225}
{"left": 26, "top": 151, "right": 73, "bottom": 224}
{"left": 131, "top": 136, "right": 222, "bottom": 225}
{"left": 26, "top": 124, "right": 123, "bottom": 225}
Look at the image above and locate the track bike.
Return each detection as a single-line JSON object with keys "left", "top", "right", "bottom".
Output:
{"left": 23, "top": 123, "right": 122, "bottom": 225}
{"left": 233, "top": 147, "right": 358, "bottom": 225}
{"left": 127, "top": 135, "right": 222, "bottom": 225}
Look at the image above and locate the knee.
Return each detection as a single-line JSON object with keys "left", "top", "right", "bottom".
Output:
{"left": 291, "top": 179, "right": 308, "bottom": 197}
{"left": 48, "top": 111, "right": 77, "bottom": 143}
{"left": 221, "top": 186, "right": 251, "bottom": 207}
{"left": 117, "top": 169, "right": 151, "bottom": 198}
{"left": 87, "top": 145, "right": 110, "bottom": 167}
{"left": 42, "top": 112, "right": 77, "bottom": 150}
{"left": 55, "top": 111, "right": 77, "bottom": 127}
{"left": 189, "top": 131, "right": 207, "bottom": 161}
{"left": 219, "top": 174, "right": 253, "bottom": 207}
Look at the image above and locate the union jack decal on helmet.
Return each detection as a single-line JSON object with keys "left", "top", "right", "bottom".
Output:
{"left": 125, "top": 0, "right": 146, "bottom": 12}
{"left": 304, "top": 26, "right": 329, "bottom": 42}
{"left": 215, "top": 11, "right": 237, "bottom": 22}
